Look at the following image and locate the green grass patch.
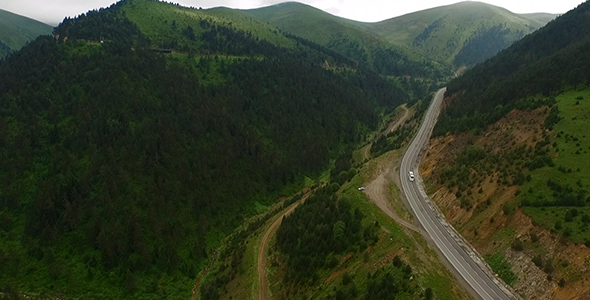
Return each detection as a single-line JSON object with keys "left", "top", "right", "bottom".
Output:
{"left": 121, "top": 0, "right": 296, "bottom": 51}
{"left": 484, "top": 252, "right": 518, "bottom": 286}
{"left": 523, "top": 207, "right": 590, "bottom": 244}
{"left": 519, "top": 88, "right": 590, "bottom": 244}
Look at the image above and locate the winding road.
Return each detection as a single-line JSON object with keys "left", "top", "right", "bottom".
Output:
{"left": 399, "top": 88, "right": 517, "bottom": 300}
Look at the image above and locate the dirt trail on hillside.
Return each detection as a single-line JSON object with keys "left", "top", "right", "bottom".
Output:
{"left": 190, "top": 237, "right": 227, "bottom": 300}
{"left": 361, "top": 105, "right": 409, "bottom": 161}
{"left": 385, "top": 104, "right": 409, "bottom": 135}
{"left": 365, "top": 105, "right": 418, "bottom": 232}
{"left": 258, "top": 195, "right": 309, "bottom": 300}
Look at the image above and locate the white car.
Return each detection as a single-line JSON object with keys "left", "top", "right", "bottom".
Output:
{"left": 409, "top": 171, "right": 415, "bottom": 182}
{"left": 358, "top": 186, "right": 365, "bottom": 191}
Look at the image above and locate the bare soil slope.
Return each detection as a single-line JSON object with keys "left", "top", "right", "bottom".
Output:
{"left": 421, "top": 106, "right": 590, "bottom": 299}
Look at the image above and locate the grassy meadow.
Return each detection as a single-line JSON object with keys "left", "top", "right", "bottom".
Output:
{"left": 519, "top": 87, "right": 590, "bottom": 245}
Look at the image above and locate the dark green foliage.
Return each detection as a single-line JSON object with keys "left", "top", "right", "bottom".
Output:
{"left": 544, "top": 105, "right": 562, "bottom": 130}
{"left": 363, "top": 264, "right": 414, "bottom": 300}
{"left": 511, "top": 239, "right": 524, "bottom": 251}
{"left": 413, "top": 19, "right": 442, "bottom": 46}
{"left": 531, "top": 179, "right": 588, "bottom": 207}
{"left": 425, "top": 287, "right": 433, "bottom": 300}
{"left": 532, "top": 255, "right": 544, "bottom": 268}
{"left": 0, "top": 2, "right": 413, "bottom": 298}
{"left": 327, "top": 258, "right": 418, "bottom": 300}
{"left": 437, "top": 1, "right": 590, "bottom": 135}
{"left": 454, "top": 24, "right": 525, "bottom": 67}
{"left": 0, "top": 40, "right": 12, "bottom": 58}
{"left": 275, "top": 187, "right": 378, "bottom": 284}
{"left": 371, "top": 47, "right": 443, "bottom": 78}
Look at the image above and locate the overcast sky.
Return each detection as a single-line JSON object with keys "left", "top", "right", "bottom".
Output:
{"left": 2, "top": 0, "right": 586, "bottom": 26}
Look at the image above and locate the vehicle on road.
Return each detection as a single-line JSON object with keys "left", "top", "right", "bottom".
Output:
{"left": 408, "top": 171, "right": 414, "bottom": 182}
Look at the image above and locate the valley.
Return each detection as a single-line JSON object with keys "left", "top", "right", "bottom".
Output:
{"left": 1, "top": 0, "right": 589, "bottom": 299}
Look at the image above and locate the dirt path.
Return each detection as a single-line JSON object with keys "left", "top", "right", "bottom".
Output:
{"left": 364, "top": 104, "right": 418, "bottom": 232}
{"left": 258, "top": 198, "right": 306, "bottom": 300}
{"left": 257, "top": 105, "right": 411, "bottom": 300}
{"left": 365, "top": 164, "right": 419, "bottom": 232}
{"left": 385, "top": 104, "right": 409, "bottom": 135}
{"left": 361, "top": 105, "right": 410, "bottom": 162}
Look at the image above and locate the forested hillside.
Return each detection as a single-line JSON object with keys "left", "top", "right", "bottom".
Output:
{"left": 0, "top": 9, "right": 53, "bottom": 58}
{"left": 0, "top": 0, "right": 426, "bottom": 298}
{"left": 436, "top": 0, "right": 590, "bottom": 135}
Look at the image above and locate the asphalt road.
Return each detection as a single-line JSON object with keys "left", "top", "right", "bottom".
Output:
{"left": 399, "top": 88, "right": 517, "bottom": 300}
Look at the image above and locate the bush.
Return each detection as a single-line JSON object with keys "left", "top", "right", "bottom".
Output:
{"left": 511, "top": 239, "right": 524, "bottom": 251}
{"left": 544, "top": 260, "right": 554, "bottom": 273}
{"left": 532, "top": 255, "right": 544, "bottom": 268}
{"left": 425, "top": 287, "right": 433, "bottom": 300}
{"left": 342, "top": 272, "right": 352, "bottom": 286}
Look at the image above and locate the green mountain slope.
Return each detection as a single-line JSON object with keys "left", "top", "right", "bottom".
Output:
{"left": 0, "top": 0, "right": 428, "bottom": 298}
{"left": 242, "top": 2, "right": 445, "bottom": 78}
{"left": 119, "top": 0, "right": 297, "bottom": 50}
{"left": 0, "top": 9, "right": 53, "bottom": 58}
{"left": 367, "top": 1, "right": 548, "bottom": 67}
{"left": 241, "top": 1, "right": 554, "bottom": 72}
{"left": 438, "top": 0, "right": 590, "bottom": 134}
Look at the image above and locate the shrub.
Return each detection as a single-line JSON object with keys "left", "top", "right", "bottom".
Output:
{"left": 342, "top": 272, "right": 352, "bottom": 286}
{"left": 532, "top": 255, "right": 544, "bottom": 268}
{"left": 544, "top": 260, "right": 554, "bottom": 273}
{"left": 425, "top": 287, "right": 433, "bottom": 300}
{"left": 511, "top": 239, "right": 524, "bottom": 251}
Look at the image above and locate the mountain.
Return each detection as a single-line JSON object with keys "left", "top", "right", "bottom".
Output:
{"left": 421, "top": 1, "right": 590, "bottom": 298}
{"left": 0, "top": 9, "right": 53, "bottom": 58}
{"left": 367, "top": 1, "right": 551, "bottom": 67}
{"left": 0, "top": 0, "right": 432, "bottom": 298}
{"left": 241, "top": 1, "right": 554, "bottom": 72}
{"left": 437, "top": 0, "right": 590, "bottom": 134}
{"left": 242, "top": 2, "right": 443, "bottom": 78}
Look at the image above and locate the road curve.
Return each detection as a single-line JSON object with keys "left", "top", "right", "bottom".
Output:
{"left": 399, "top": 88, "right": 517, "bottom": 300}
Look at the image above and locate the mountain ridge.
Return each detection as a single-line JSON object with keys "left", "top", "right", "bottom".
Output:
{"left": 238, "top": 1, "right": 555, "bottom": 69}
{"left": 0, "top": 8, "right": 53, "bottom": 58}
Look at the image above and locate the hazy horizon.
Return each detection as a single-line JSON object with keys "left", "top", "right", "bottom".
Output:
{"left": 1, "top": 0, "right": 584, "bottom": 26}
